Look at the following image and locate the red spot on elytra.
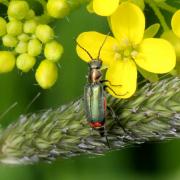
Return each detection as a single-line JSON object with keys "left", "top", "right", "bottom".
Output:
{"left": 89, "top": 121, "right": 104, "bottom": 128}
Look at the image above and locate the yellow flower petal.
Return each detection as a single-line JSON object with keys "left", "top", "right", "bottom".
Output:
{"left": 110, "top": 2, "right": 145, "bottom": 45}
{"left": 76, "top": 31, "right": 119, "bottom": 66}
{"left": 105, "top": 59, "right": 137, "bottom": 99}
{"left": 93, "top": 0, "right": 119, "bottom": 16}
{"left": 135, "top": 38, "right": 176, "bottom": 73}
{"left": 171, "top": 10, "right": 180, "bottom": 38}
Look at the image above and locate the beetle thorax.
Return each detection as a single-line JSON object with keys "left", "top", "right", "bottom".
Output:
{"left": 88, "top": 60, "right": 102, "bottom": 83}
{"left": 89, "top": 69, "right": 102, "bottom": 83}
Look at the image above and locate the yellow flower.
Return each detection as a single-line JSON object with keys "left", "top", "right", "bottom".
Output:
{"left": 162, "top": 10, "right": 180, "bottom": 61}
{"left": 165, "top": 9, "right": 180, "bottom": 74}
{"left": 91, "top": 0, "right": 120, "bottom": 16}
{"left": 163, "top": 9, "right": 180, "bottom": 61}
{"left": 88, "top": 0, "right": 145, "bottom": 16}
{"left": 161, "top": 31, "right": 180, "bottom": 61}
{"left": 171, "top": 9, "right": 180, "bottom": 38}
{"left": 76, "top": 2, "right": 176, "bottom": 99}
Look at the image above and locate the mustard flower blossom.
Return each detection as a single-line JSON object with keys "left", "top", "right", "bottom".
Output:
{"left": 91, "top": 0, "right": 120, "bottom": 16}
{"left": 172, "top": 9, "right": 180, "bottom": 38}
{"left": 76, "top": 2, "right": 176, "bottom": 99}
{"left": 88, "top": 0, "right": 145, "bottom": 16}
{"left": 162, "top": 9, "right": 180, "bottom": 61}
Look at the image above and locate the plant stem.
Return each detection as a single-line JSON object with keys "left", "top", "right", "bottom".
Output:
{"left": 0, "top": 77, "right": 179, "bottom": 165}
{"left": 157, "top": 2, "right": 177, "bottom": 14}
{"left": 145, "top": 0, "right": 170, "bottom": 31}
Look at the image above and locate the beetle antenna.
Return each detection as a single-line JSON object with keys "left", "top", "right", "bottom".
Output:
{"left": 97, "top": 32, "right": 110, "bottom": 60}
{"left": 75, "top": 40, "right": 93, "bottom": 60}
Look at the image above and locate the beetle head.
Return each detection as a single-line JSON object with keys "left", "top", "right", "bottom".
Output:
{"left": 89, "top": 59, "right": 102, "bottom": 69}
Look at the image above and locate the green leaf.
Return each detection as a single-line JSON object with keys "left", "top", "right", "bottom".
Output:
{"left": 144, "top": 23, "right": 160, "bottom": 38}
{"left": 138, "top": 67, "right": 159, "bottom": 82}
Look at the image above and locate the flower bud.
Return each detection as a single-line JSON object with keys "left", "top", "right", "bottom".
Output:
{"left": 16, "top": 53, "right": 36, "bottom": 72}
{"left": 0, "top": 17, "right": 7, "bottom": 36}
{"left": 2, "top": 34, "right": 18, "bottom": 47}
{"left": 161, "top": 30, "right": 180, "bottom": 60}
{"left": 47, "top": 0, "right": 70, "bottom": 18}
{"left": 15, "top": 41, "right": 28, "bottom": 54}
{"left": 0, "top": 51, "right": 15, "bottom": 73}
{"left": 23, "top": 19, "right": 38, "bottom": 34}
{"left": 8, "top": 16, "right": 16, "bottom": 21}
{"left": 35, "top": 24, "right": 54, "bottom": 43}
{"left": 86, "top": 1, "right": 94, "bottom": 13}
{"left": 8, "top": 1, "right": 30, "bottom": 20}
{"left": 44, "top": 40, "right": 64, "bottom": 62}
{"left": 18, "top": 33, "right": 30, "bottom": 42}
{"left": 7, "top": 20, "right": 23, "bottom": 36}
{"left": 26, "top": 9, "right": 35, "bottom": 20}
{"left": 35, "top": 60, "right": 58, "bottom": 89}
{"left": 171, "top": 10, "right": 180, "bottom": 38}
{"left": 28, "top": 39, "right": 42, "bottom": 56}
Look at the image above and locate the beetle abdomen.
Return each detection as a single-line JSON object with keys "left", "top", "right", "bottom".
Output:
{"left": 84, "top": 83, "right": 106, "bottom": 127}
{"left": 89, "top": 121, "right": 105, "bottom": 128}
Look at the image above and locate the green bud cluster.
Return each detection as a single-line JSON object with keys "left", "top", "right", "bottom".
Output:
{"left": 46, "top": 0, "right": 88, "bottom": 18}
{"left": 0, "top": 0, "right": 64, "bottom": 89}
{"left": 47, "top": 0, "right": 70, "bottom": 18}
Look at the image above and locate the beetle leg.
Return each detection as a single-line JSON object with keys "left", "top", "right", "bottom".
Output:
{"left": 99, "top": 127, "right": 111, "bottom": 149}
{"left": 107, "top": 106, "right": 116, "bottom": 121}
{"left": 105, "top": 134, "right": 110, "bottom": 149}
{"left": 107, "top": 106, "right": 126, "bottom": 133}
{"left": 101, "top": 80, "right": 122, "bottom": 87}
{"left": 104, "top": 85, "right": 128, "bottom": 97}
{"left": 91, "top": 128, "right": 110, "bottom": 148}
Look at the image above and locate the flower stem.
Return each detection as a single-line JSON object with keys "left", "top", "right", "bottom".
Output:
{"left": 0, "top": 77, "right": 179, "bottom": 164}
{"left": 157, "top": 2, "right": 177, "bottom": 14}
{"left": 145, "top": 0, "right": 170, "bottom": 31}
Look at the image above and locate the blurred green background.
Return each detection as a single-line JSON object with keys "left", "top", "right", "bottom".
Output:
{"left": 0, "top": 1, "right": 180, "bottom": 180}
